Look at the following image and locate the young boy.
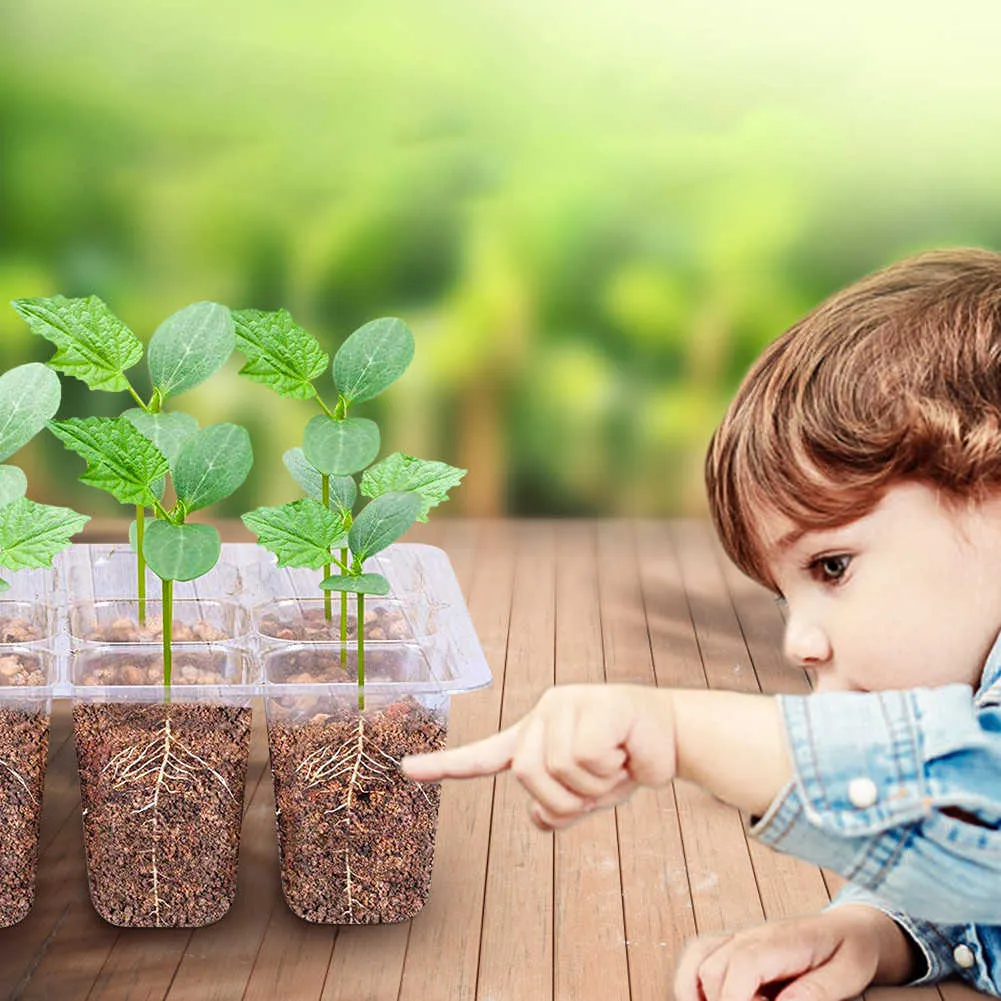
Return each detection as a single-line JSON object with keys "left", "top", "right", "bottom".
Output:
{"left": 402, "top": 248, "right": 1001, "bottom": 999}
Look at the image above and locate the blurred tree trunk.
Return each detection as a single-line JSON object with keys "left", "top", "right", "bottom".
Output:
{"left": 456, "top": 375, "right": 505, "bottom": 517}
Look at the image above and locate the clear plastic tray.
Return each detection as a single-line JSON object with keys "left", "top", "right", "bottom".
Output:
{"left": 21, "top": 542, "right": 491, "bottom": 699}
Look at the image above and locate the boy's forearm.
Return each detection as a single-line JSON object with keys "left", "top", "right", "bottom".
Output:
{"left": 667, "top": 688, "right": 793, "bottom": 817}
{"left": 831, "top": 905, "right": 921, "bottom": 984}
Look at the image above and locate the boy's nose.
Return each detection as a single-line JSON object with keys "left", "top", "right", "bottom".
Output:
{"left": 783, "top": 617, "right": 832, "bottom": 668}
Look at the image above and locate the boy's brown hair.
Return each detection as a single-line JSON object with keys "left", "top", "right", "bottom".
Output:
{"left": 706, "top": 247, "right": 1001, "bottom": 591}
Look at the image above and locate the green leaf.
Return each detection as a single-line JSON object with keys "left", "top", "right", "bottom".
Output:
{"left": 242, "top": 498, "right": 348, "bottom": 569}
{"left": 0, "top": 577, "right": 9, "bottom": 592}
{"left": 148, "top": 301, "right": 235, "bottom": 399}
{"left": 0, "top": 497, "right": 90, "bottom": 572}
{"left": 128, "top": 515, "right": 158, "bottom": 552}
{"left": 122, "top": 409, "right": 200, "bottom": 466}
{"left": 173, "top": 422, "right": 253, "bottom": 513}
{"left": 302, "top": 415, "right": 380, "bottom": 476}
{"left": 319, "top": 572, "right": 390, "bottom": 595}
{"left": 48, "top": 416, "right": 170, "bottom": 507}
{"left": 0, "top": 466, "right": 27, "bottom": 507}
{"left": 11, "top": 295, "right": 143, "bottom": 392}
{"left": 361, "top": 453, "right": 466, "bottom": 523}
{"left": 348, "top": 491, "right": 422, "bottom": 561}
{"left": 142, "top": 521, "right": 221, "bottom": 581}
{"left": 333, "top": 317, "right": 414, "bottom": 406}
{"left": 282, "top": 448, "right": 357, "bottom": 511}
{"left": 0, "top": 363, "right": 62, "bottom": 462}
{"left": 232, "top": 308, "right": 329, "bottom": 399}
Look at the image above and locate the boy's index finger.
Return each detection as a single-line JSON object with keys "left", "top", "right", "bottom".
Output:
{"left": 400, "top": 725, "right": 520, "bottom": 782}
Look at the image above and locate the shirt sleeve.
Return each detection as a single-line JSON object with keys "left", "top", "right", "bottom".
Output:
{"left": 825, "top": 881, "right": 1001, "bottom": 993}
{"left": 748, "top": 684, "right": 1001, "bottom": 925}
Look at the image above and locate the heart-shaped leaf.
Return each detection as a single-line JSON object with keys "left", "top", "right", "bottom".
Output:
{"left": 318, "top": 572, "right": 390, "bottom": 595}
{"left": 142, "top": 520, "right": 221, "bottom": 581}
{"left": 173, "top": 423, "right": 253, "bottom": 512}
{"left": 0, "top": 363, "right": 62, "bottom": 462}
{"left": 122, "top": 409, "right": 200, "bottom": 467}
{"left": 302, "top": 415, "right": 380, "bottom": 476}
{"left": 148, "top": 301, "right": 235, "bottom": 399}
{"left": 282, "top": 448, "right": 357, "bottom": 511}
{"left": 348, "top": 491, "right": 422, "bottom": 561}
{"left": 0, "top": 466, "right": 28, "bottom": 507}
{"left": 333, "top": 317, "right": 414, "bottom": 406}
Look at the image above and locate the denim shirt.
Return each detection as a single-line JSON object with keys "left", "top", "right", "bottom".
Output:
{"left": 748, "top": 630, "right": 1001, "bottom": 993}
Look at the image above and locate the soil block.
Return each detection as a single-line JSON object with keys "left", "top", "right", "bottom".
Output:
{"left": 267, "top": 696, "right": 447, "bottom": 924}
{"left": 73, "top": 699, "right": 253, "bottom": 927}
{"left": 0, "top": 705, "right": 49, "bottom": 927}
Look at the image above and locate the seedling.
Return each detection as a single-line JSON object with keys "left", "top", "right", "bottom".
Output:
{"left": 234, "top": 311, "right": 465, "bottom": 708}
{"left": 11, "top": 295, "right": 236, "bottom": 625}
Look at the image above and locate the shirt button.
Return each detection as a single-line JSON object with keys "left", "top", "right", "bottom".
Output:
{"left": 953, "top": 944, "right": 975, "bottom": 969}
{"left": 847, "top": 777, "right": 879, "bottom": 809}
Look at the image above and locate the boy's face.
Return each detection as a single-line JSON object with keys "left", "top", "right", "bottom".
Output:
{"left": 757, "top": 480, "right": 1001, "bottom": 693}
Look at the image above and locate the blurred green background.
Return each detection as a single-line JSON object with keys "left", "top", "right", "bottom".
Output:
{"left": 3, "top": 0, "right": 1001, "bottom": 520}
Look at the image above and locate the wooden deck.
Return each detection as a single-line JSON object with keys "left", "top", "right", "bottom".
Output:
{"left": 0, "top": 519, "right": 987, "bottom": 1000}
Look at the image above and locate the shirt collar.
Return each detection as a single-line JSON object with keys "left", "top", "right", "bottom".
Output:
{"left": 975, "top": 627, "right": 1001, "bottom": 706}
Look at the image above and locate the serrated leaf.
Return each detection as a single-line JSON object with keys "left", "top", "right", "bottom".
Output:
{"left": 0, "top": 363, "right": 62, "bottom": 462}
{"left": 148, "top": 301, "right": 235, "bottom": 399}
{"left": 333, "top": 317, "right": 414, "bottom": 406}
{"left": 319, "top": 572, "right": 390, "bottom": 595}
{"left": 48, "top": 416, "right": 170, "bottom": 507}
{"left": 173, "top": 422, "right": 253, "bottom": 512}
{"left": 242, "top": 498, "right": 348, "bottom": 569}
{"left": 11, "top": 295, "right": 143, "bottom": 392}
{"left": 0, "top": 466, "right": 27, "bottom": 507}
{"left": 0, "top": 497, "right": 90, "bottom": 572}
{"left": 302, "top": 415, "right": 380, "bottom": 476}
{"left": 282, "top": 448, "right": 357, "bottom": 511}
{"left": 361, "top": 452, "right": 466, "bottom": 523}
{"left": 122, "top": 408, "right": 200, "bottom": 466}
{"left": 142, "top": 520, "right": 220, "bottom": 581}
{"left": 348, "top": 491, "right": 422, "bottom": 561}
{"left": 231, "top": 308, "right": 329, "bottom": 399}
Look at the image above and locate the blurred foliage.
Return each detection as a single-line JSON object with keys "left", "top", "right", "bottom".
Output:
{"left": 2, "top": 0, "right": 1001, "bottom": 519}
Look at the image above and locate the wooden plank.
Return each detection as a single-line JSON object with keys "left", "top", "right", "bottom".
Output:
{"left": 602, "top": 521, "right": 695, "bottom": 1001}
{"left": 475, "top": 520, "right": 555, "bottom": 1001}
{"left": 398, "top": 519, "right": 512, "bottom": 1001}
{"left": 553, "top": 521, "right": 629, "bottom": 1001}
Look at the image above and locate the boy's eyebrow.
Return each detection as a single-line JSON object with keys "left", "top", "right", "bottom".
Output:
{"left": 775, "top": 527, "right": 807, "bottom": 552}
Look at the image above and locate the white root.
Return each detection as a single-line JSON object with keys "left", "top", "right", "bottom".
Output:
{"left": 100, "top": 716, "right": 235, "bottom": 925}
{"left": 0, "top": 757, "right": 36, "bottom": 805}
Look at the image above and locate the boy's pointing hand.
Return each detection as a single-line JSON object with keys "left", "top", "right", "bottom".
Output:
{"left": 400, "top": 684, "right": 677, "bottom": 830}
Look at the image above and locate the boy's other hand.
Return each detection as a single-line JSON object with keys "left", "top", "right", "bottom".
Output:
{"left": 673, "top": 905, "right": 917, "bottom": 1001}
{"left": 400, "top": 683, "right": 676, "bottom": 830}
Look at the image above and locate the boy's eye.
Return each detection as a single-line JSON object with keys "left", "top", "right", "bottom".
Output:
{"left": 809, "top": 554, "right": 851, "bottom": 583}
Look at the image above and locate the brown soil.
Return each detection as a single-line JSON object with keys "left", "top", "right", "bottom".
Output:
{"left": 84, "top": 615, "right": 226, "bottom": 644}
{"left": 73, "top": 700, "right": 252, "bottom": 927}
{"left": 0, "top": 707, "right": 48, "bottom": 927}
{"left": 0, "top": 616, "right": 44, "bottom": 644}
{"left": 0, "top": 652, "right": 46, "bottom": 687}
{"left": 79, "top": 652, "right": 229, "bottom": 687}
{"left": 259, "top": 604, "right": 413, "bottom": 643}
{"left": 267, "top": 696, "right": 447, "bottom": 924}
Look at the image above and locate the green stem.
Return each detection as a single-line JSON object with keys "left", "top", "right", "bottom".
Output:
{"left": 125, "top": 381, "right": 149, "bottom": 412}
{"left": 314, "top": 392, "right": 335, "bottom": 418}
{"left": 357, "top": 591, "right": 365, "bottom": 712}
{"left": 136, "top": 506, "right": 146, "bottom": 627}
{"left": 162, "top": 577, "right": 173, "bottom": 702}
{"left": 340, "top": 546, "right": 349, "bottom": 670}
{"left": 322, "top": 475, "right": 332, "bottom": 622}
